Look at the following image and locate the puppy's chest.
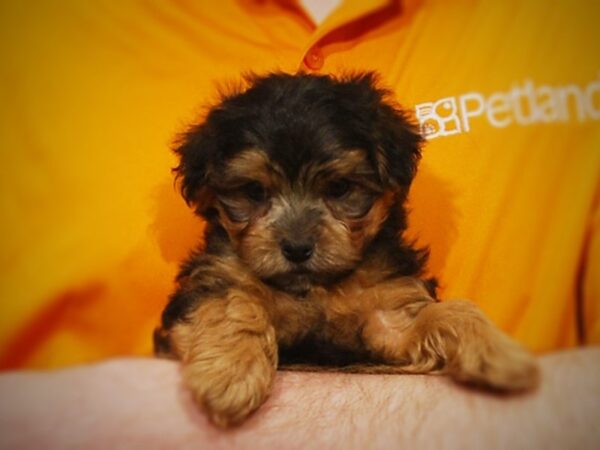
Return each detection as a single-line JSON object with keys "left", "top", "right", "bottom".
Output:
{"left": 271, "top": 285, "right": 377, "bottom": 365}
{"left": 268, "top": 290, "right": 325, "bottom": 346}
{"left": 269, "top": 278, "right": 375, "bottom": 349}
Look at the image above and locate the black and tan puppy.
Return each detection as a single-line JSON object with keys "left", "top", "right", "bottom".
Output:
{"left": 154, "top": 72, "right": 539, "bottom": 427}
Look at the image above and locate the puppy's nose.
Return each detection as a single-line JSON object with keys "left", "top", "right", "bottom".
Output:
{"left": 281, "top": 239, "right": 314, "bottom": 263}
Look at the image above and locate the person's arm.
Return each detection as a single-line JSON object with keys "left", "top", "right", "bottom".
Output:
{"left": 583, "top": 195, "right": 600, "bottom": 345}
{"left": 1, "top": 348, "right": 599, "bottom": 450}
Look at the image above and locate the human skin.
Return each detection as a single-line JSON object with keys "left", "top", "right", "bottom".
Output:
{"left": 0, "top": 348, "right": 599, "bottom": 450}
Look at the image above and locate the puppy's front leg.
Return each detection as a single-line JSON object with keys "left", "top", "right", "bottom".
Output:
{"left": 360, "top": 279, "right": 539, "bottom": 391}
{"left": 170, "top": 290, "right": 277, "bottom": 427}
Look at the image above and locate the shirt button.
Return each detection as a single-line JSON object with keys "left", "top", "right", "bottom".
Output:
{"left": 303, "top": 47, "right": 324, "bottom": 70}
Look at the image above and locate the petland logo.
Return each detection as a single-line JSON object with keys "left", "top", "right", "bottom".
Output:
{"left": 415, "top": 74, "right": 600, "bottom": 139}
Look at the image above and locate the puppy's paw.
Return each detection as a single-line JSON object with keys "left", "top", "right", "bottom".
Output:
{"left": 451, "top": 330, "right": 539, "bottom": 392}
{"left": 184, "top": 344, "right": 276, "bottom": 427}
{"left": 171, "top": 293, "right": 278, "bottom": 427}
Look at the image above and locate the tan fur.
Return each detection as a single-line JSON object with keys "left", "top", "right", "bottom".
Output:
{"left": 168, "top": 257, "right": 538, "bottom": 427}
{"left": 162, "top": 146, "right": 539, "bottom": 427}
{"left": 171, "top": 292, "right": 278, "bottom": 427}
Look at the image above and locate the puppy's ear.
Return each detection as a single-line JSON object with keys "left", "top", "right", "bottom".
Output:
{"left": 340, "top": 72, "right": 423, "bottom": 191}
{"left": 373, "top": 98, "right": 423, "bottom": 190}
{"left": 173, "top": 80, "right": 250, "bottom": 214}
{"left": 172, "top": 120, "right": 218, "bottom": 214}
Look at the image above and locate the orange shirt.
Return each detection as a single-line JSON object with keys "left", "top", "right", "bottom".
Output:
{"left": 0, "top": 0, "right": 598, "bottom": 368}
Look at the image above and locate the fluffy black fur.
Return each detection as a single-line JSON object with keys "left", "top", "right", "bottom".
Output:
{"left": 174, "top": 72, "right": 422, "bottom": 207}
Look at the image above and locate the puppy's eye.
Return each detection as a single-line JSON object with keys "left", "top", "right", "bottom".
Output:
{"left": 326, "top": 179, "right": 351, "bottom": 199}
{"left": 241, "top": 181, "right": 267, "bottom": 202}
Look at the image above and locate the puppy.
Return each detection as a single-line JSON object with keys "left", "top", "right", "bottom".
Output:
{"left": 154, "top": 72, "right": 539, "bottom": 427}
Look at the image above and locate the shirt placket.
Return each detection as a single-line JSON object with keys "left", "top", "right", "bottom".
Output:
{"left": 296, "top": 0, "right": 392, "bottom": 72}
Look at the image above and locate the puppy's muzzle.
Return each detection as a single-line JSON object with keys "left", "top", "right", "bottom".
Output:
{"left": 274, "top": 196, "right": 322, "bottom": 264}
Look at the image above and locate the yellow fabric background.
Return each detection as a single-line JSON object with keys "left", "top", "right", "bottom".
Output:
{"left": 0, "top": 0, "right": 598, "bottom": 368}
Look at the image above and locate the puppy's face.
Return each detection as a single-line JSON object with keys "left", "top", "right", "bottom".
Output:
{"left": 212, "top": 146, "right": 395, "bottom": 294}
{"left": 175, "top": 73, "right": 422, "bottom": 295}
